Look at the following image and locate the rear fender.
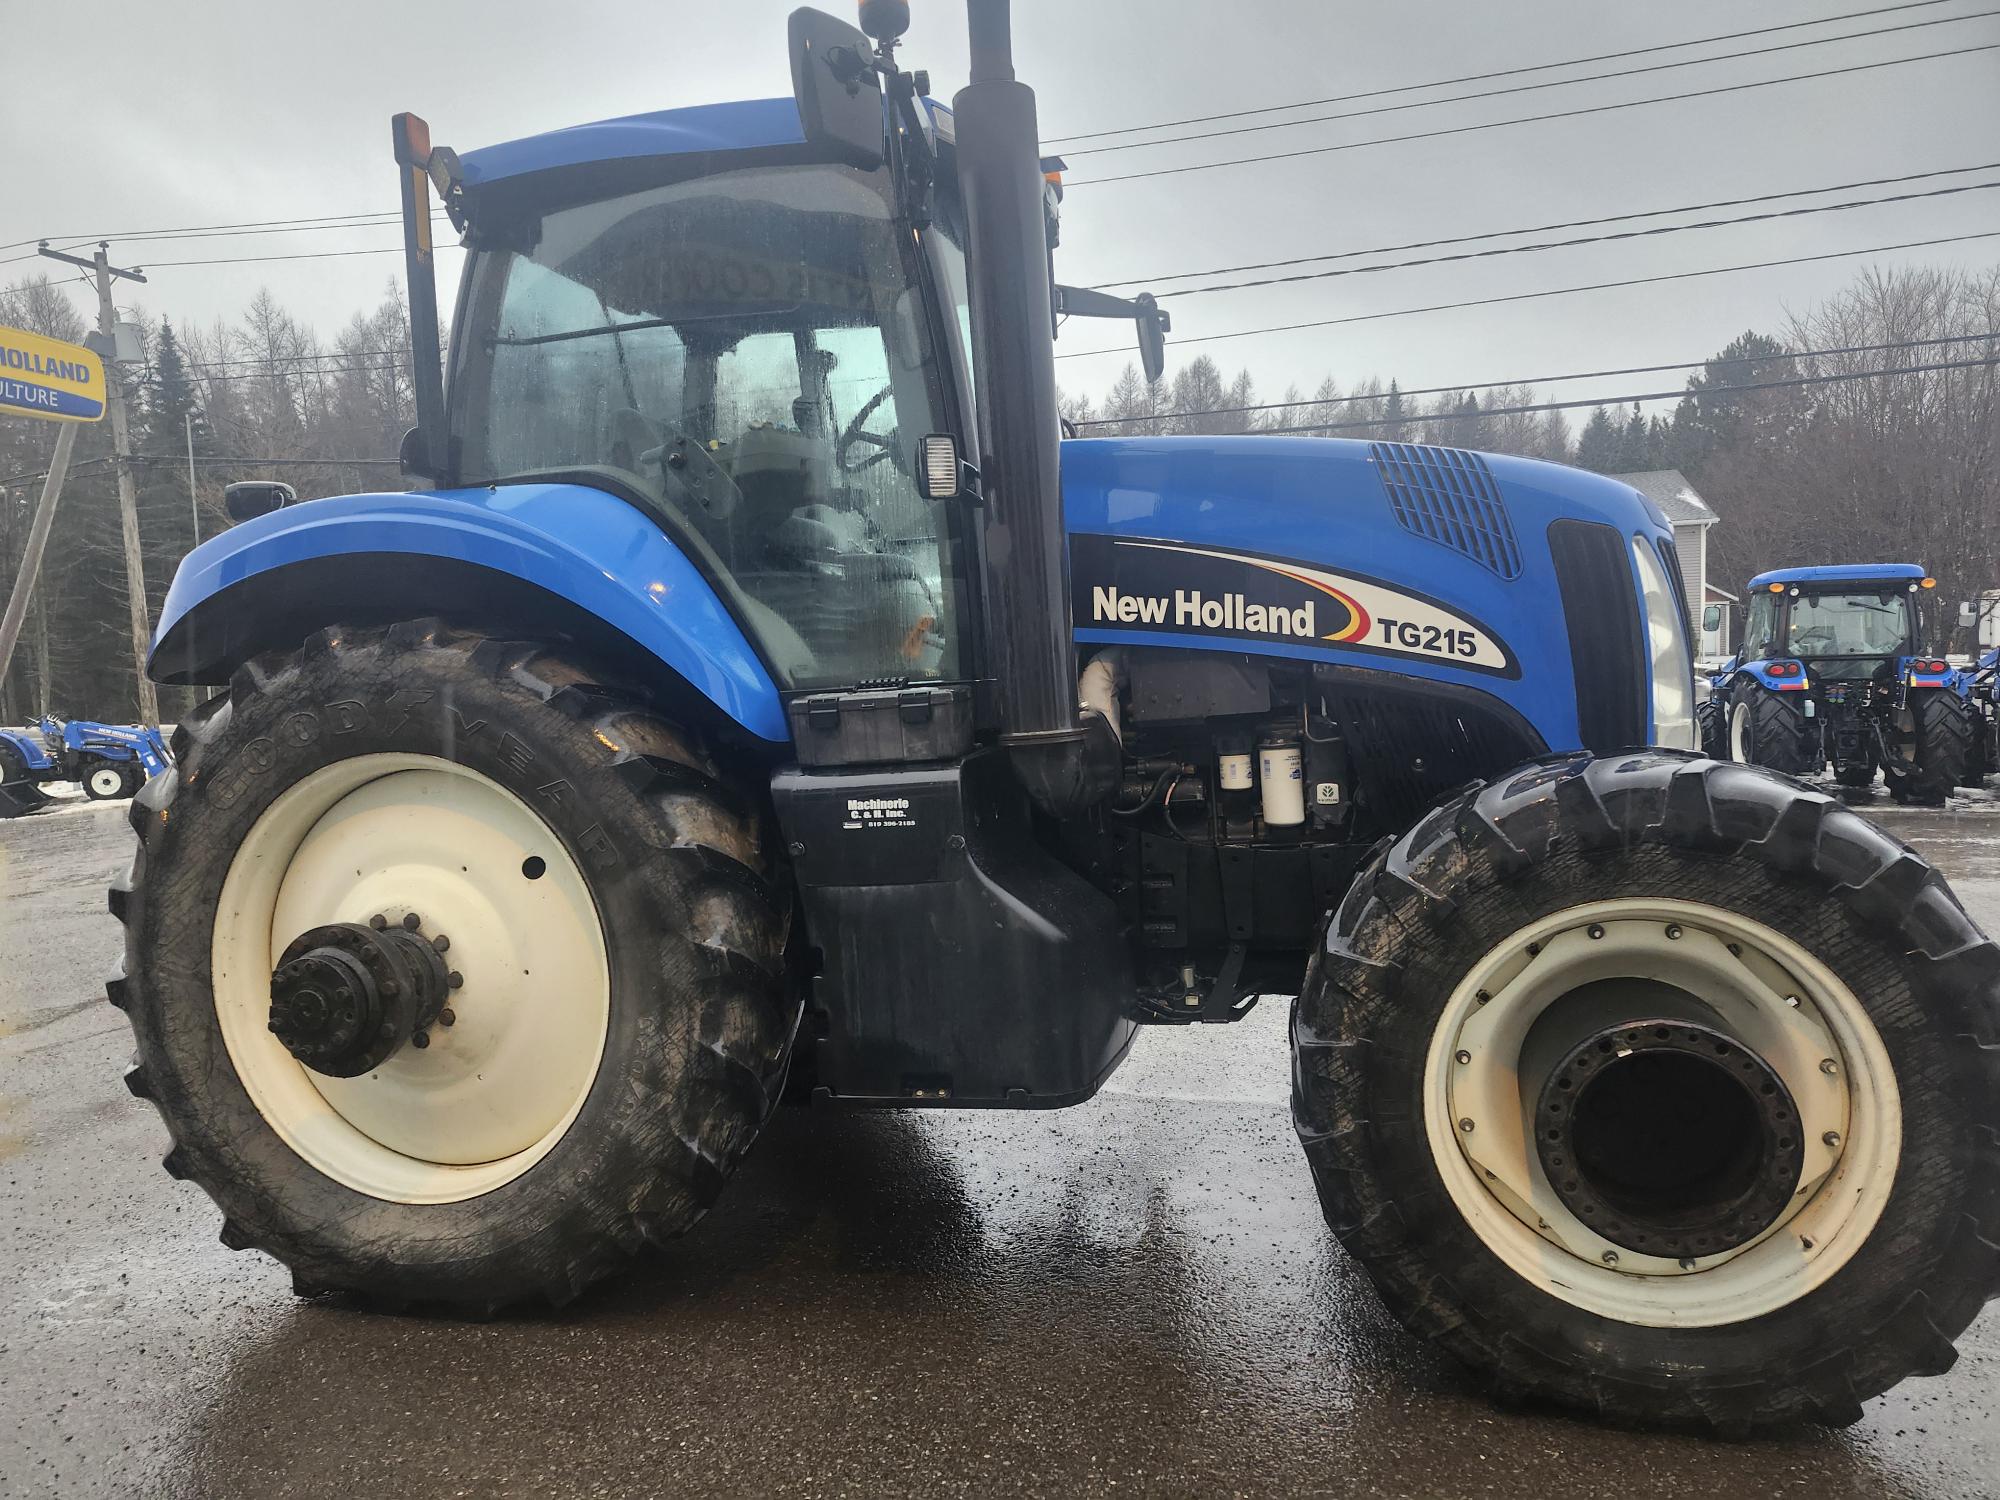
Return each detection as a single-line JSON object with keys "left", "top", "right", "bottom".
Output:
{"left": 151, "top": 484, "right": 789, "bottom": 744}
{"left": 1732, "top": 658, "right": 1812, "bottom": 693}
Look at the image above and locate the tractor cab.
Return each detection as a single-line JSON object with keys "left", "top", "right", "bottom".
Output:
{"left": 1739, "top": 564, "right": 1929, "bottom": 684}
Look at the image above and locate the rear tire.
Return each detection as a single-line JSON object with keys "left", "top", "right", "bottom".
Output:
{"left": 1694, "top": 699, "right": 1727, "bottom": 760}
{"left": 1728, "top": 686, "right": 1820, "bottom": 776}
{"left": 1292, "top": 751, "right": 2000, "bottom": 1430}
{"left": 1887, "top": 688, "right": 1975, "bottom": 805}
{"left": 111, "top": 620, "right": 797, "bottom": 1311}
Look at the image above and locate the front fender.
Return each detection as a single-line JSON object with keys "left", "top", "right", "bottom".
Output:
{"left": 152, "top": 484, "right": 788, "bottom": 743}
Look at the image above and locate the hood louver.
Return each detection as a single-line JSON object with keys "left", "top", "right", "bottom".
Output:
{"left": 1370, "top": 442, "right": 1522, "bottom": 580}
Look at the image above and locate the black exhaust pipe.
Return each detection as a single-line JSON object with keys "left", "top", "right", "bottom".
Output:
{"left": 953, "top": 0, "right": 1116, "bottom": 816}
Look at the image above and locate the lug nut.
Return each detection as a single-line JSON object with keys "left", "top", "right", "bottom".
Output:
{"left": 1455, "top": 1049, "right": 1472, "bottom": 1065}
{"left": 439, "top": 1008, "right": 456, "bottom": 1028}
{"left": 448, "top": 971, "right": 464, "bottom": 990}
{"left": 1784, "top": 995, "right": 1801, "bottom": 1008}
{"left": 1458, "top": 1118, "right": 1475, "bottom": 1133}
{"left": 1820, "top": 1058, "right": 1839, "bottom": 1076}
{"left": 1664, "top": 923, "right": 1683, "bottom": 940}
{"left": 1475, "top": 990, "right": 1491, "bottom": 1004}
{"left": 411, "top": 1030, "right": 430, "bottom": 1049}
{"left": 368, "top": 913, "right": 387, "bottom": 931}
{"left": 1822, "top": 1130, "right": 1841, "bottom": 1147}
{"left": 1586, "top": 924, "right": 1604, "bottom": 940}
{"left": 432, "top": 933, "right": 451, "bottom": 953}
{"left": 402, "top": 912, "right": 423, "bottom": 931}
{"left": 1601, "top": 1251, "right": 1620, "bottom": 1265}
{"left": 1678, "top": 1257, "right": 1697, "bottom": 1271}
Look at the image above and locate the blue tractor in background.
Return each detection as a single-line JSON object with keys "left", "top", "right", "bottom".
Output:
{"left": 108, "top": 0, "right": 1998, "bottom": 1433}
{"left": 1696, "top": 563, "right": 1980, "bottom": 802}
{"left": 0, "top": 715, "right": 170, "bottom": 813}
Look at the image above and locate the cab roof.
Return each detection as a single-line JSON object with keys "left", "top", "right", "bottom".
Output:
{"left": 457, "top": 97, "right": 958, "bottom": 191}
{"left": 1747, "top": 563, "right": 1925, "bottom": 589}
{"left": 459, "top": 98, "right": 807, "bottom": 189}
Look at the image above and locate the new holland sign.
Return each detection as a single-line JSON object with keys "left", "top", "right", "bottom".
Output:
{"left": 0, "top": 326, "right": 106, "bottom": 423}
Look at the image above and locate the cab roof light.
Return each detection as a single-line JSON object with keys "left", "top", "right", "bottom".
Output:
{"left": 1921, "top": 577, "right": 1938, "bottom": 589}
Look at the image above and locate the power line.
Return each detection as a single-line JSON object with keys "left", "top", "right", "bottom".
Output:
{"left": 1095, "top": 161, "right": 2000, "bottom": 289}
{"left": 1067, "top": 43, "right": 2000, "bottom": 187}
{"left": 1068, "top": 9, "right": 1999, "bottom": 158}
{"left": 1055, "top": 228, "right": 2000, "bottom": 359}
{"left": 1044, "top": 0, "right": 1968, "bottom": 144}
{"left": 1149, "top": 180, "right": 2000, "bottom": 299}
{"left": 1069, "top": 331, "right": 2000, "bottom": 426}
{"left": 0, "top": 210, "right": 405, "bottom": 256}
{"left": 1246, "top": 355, "right": 2000, "bottom": 436}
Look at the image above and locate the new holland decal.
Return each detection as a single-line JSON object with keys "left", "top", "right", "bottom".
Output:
{"left": 1071, "top": 535, "right": 1518, "bottom": 678}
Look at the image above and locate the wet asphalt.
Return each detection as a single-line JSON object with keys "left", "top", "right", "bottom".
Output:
{"left": 1, "top": 790, "right": 1997, "bottom": 1499}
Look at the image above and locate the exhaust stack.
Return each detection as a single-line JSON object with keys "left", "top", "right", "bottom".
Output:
{"left": 953, "top": 0, "right": 1115, "bottom": 815}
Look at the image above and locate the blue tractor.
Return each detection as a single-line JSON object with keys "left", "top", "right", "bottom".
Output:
{"left": 0, "top": 715, "right": 170, "bottom": 812}
{"left": 110, "top": 2, "right": 1997, "bottom": 1432}
{"left": 1696, "top": 564, "right": 1980, "bottom": 802}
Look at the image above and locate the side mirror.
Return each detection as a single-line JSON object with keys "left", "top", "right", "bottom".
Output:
{"left": 399, "top": 424, "right": 437, "bottom": 480}
{"left": 1961, "top": 601, "right": 1979, "bottom": 628}
{"left": 789, "top": 7, "right": 885, "bottom": 171}
{"left": 223, "top": 480, "right": 297, "bottom": 524}
{"left": 1135, "top": 293, "right": 1168, "bottom": 386}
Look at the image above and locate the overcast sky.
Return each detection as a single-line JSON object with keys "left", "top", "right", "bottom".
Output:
{"left": 4, "top": 0, "right": 1998, "bottom": 420}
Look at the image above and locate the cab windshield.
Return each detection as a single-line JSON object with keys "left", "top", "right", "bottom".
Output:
{"left": 451, "top": 163, "right": 967, "bottom": 690}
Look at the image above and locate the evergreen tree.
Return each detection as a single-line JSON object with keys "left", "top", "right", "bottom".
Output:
{"left": 1381, "top": 380, "right": 1407, "bottom": 440}
{"left": 1620, "top": 404, "right": 1651, "bottom": 470}
{"left": 1573, "top": 406, "right": 1621, "bottom": 472}
{"left": 143, "top": 319, "right": 210, "bottom": 456}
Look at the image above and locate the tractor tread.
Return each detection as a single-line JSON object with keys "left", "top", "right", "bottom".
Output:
{"left": 1292, "top": 749, "right": 2000, "bottom": 1431}
{"left": 108, "top": 621, "right": 798, "bottom": 1315}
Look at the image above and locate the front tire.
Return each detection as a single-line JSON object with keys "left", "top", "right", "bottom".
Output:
{"left": 1292, "top": 751, "right": 1999, "bottom": 1430}
{"left": 84, "top": 760, "right": 137, "bottom": 800}
{"left": 111, "top": 620, "right": 797, "bottom": 1311}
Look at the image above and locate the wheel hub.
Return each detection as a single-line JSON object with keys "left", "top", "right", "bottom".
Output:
{"left": 268, "top": 915, "right": 451, "bottom": 1077}
{"left": 1535, "top": 1018, "right": 1804, "bottom": 1260}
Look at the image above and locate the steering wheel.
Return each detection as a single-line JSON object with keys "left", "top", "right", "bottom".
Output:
{"left": 838, "top": 385, "right": 900, "bottom": 474}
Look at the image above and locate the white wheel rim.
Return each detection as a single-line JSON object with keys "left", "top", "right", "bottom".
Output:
{"left": 1423, "top": 897, "right": 1899, "bottom": 1327}
{"left": 89, "top": 767, "right": 125, "bottom": 797}
{"left": 1728, "top": 700, "right": 1751, "bottom": 762}
{"left": 212, "top": 754, "right": 610, "bottom": 1204}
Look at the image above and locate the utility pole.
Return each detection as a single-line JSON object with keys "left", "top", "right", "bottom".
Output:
{"left": 186, "top": 410, "right": 200, "bottom": 546}
{"left": 0, "top": 422, "right": 79, "bottom": 694}
{"left": 40, "top": 241, "right": 159, "bottom": 727}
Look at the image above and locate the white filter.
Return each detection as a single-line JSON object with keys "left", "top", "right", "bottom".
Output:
{"left": 1258, "top": 741, "right": 1305, "bottom": 826}
{"left": 1218, "top": 752, "right": 1254, "bottom": 791}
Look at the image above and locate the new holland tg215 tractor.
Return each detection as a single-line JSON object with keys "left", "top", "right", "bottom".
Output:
{"left": 1697, "top": 564, "right": 1981, "bottom": 801}
{"left": 111, "top": 1, "right": 1998, "bottom": 1431}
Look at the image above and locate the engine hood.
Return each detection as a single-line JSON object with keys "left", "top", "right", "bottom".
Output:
{"left": 1060, "top": 435, "right": 1678, "bottom": 753}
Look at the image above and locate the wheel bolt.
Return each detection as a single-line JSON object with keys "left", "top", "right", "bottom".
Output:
{"left": 1455, "top": 1049, "right": 1471, "bottom": 1065}
{"left": 411, "top": 1030, "right": 430, "bottom": 1049}
{"left": 1458, "top": 1118, "right": 1475, "bottom": 1133}
{"left": 1784, "top": 995, "right": 1801, "bottom": 1008}
{"left": 368, "top": 913, "right": 387, "bottom": 931}
{"left": 439, "top": 1008, "right": 456, "bottom": 1028}
{"left": 1475, "top": 990, "right": 1491, "bottom": 1004}
{"left": 1678, "top": 1257, "right": 1697, "bottom": 1271}
{"left": 1820, "top": 1058, "right": 1839, "bottom": 1076}
{"left": 448, "top": 971, "right": 464, "bottom": 990}
{"left": 1665, "top": 923, "right": 1683, "bottom": 940}
{"left": 402, "top": 912, "right": 423, "bottom": 931}
{"left": 1601, "top": 1251, "right": 1619, "bottom": 1265}
{"left": 1822, "top": 1130, "right": 1841, "bottom": 1147}
{"left": 1586, "top": 924, "right": 1604, "bottom": 940}
{"left": 432, "top": 933, "right": 451, "bottom": 953}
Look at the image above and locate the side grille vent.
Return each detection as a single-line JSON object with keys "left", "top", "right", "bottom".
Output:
{"left": 1370, "top": 442, "right": 1522, "bottom": 579}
